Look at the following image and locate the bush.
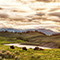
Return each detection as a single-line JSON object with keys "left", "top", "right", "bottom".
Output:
{"left": 31, "top": 55, "right": 35, "bottom": 58}
{"left": 12, "top": 54, "right": 15, "bottom": 58}
{"left": 15, "top": 51, "right": 20, "bottom": 55}
{"left": 37, "top": 55, "right": 41, "bottom": 58}
{"left": 15, "top": 57, "right": 20, "bottom": 60}
{"left": 5, "top": 55, "right": 9, "bottom": 59}
{"left": 0, "top": 50, "right": 16, "bottom": 59}
{"left": 1, "top": 53, "right": 5, "bottom": 58}
{"left": 9, "top": 54, "right": 13, "bottom": 58}
{"left": 2, "top": 50, "right": 6, "bottom": 53}
{"left": 6, "top": 51, "right": 11, "bottom": 55}
{"left": 1, "top": 51, "right": 15, "bottom": 59}
{"left": 5, "top": 53, "right": 15, "bottom": 59}
{"left": 0, "top": 52, "right": 3, "bottom": 57}
{"left": 0, "top": 56, "right": 2, "bottom": 60}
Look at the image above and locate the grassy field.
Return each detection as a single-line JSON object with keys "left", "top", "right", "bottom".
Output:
{"left": 0, "top": 45, "right": 59, "bottom": 60}
{"left": 0, "top": 32, "right": 60, "bottom": 60}
{"left": 0, "top": 32, "right": 60, "bottom": 48}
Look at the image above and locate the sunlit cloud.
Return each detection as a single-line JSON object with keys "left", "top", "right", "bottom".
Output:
{"left": 0, "top": 0, "right": 60, "bottom": 34}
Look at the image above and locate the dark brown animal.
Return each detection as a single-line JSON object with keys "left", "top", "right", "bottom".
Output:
{"left": 22, "top": 47, "right": 27, "bottom": 51}
{"left": 40, "top": 48, "right": 44, "bottom": 50}
{"left": 10, "top": 45, "right": 15, "bottom": 49}
{"left": 34, "top": 47, "right": 39, "bottom": 50}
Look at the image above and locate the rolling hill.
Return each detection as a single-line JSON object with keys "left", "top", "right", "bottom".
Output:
{"left": 0, "top": 31, "right": 60, "bottom": 48}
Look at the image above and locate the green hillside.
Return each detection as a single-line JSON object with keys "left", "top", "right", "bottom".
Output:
{"left": 0, "top": 31, "right": 60, "bottom": 48}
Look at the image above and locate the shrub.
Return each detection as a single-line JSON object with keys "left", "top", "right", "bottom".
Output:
{"left": 0, "top": 51, "right": 12, "bottom": 58}
{"left": 0, "top": 56, "right": 2, "bottom": 60}
{"left": 9, "top": 54, "right": 13, "bottom": 58}
{"left": 31, "top": 55, "right": 35, "bottom": 58}
{"left": 3, "top": 58, "right": 6, "bottom": 60}
{"left": 1, "top": 53, "right": 5, "bottom": 58}
{"left": 4, "top": 53, "right": 15, "bottom": 59}
{"left": 37, "top": 55, "right": 41, "bottom": 58}
{"left": 2, "top": 50, "right": 6, "bottom": 53}
{"left": 5, "top": 55, "right": 9, "bottom": 59}
{"left": 15, "top": 51, "right": 20, "bottom": 55}
{"left": 11, "top": 54, "right": 15, "bottom": 58}
{"left": 2, "top": 51, "right": 15, "bottom": 59}
{"left": 6, "top": 51, "right": 11, "bottom": 55}
{"left": 15, "top": 57, "right": 20, "bottom": 60}
{"left": 0, "top": 52, "right": 3, "bottom": 56}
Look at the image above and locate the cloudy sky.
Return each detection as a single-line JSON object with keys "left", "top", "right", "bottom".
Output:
{"left": 0, "top": 0, "right": 60, "bottom": 34}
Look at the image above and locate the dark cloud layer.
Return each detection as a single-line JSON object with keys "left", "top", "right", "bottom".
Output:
{"left": 35, "top": 12, "right": 45, "bottom": 16}
{"left": 36, "top": 0, "right": 60, "bottom": 2}
{"left": 49, "top": 7, "right": 60, "bottom": 12}
{"left": 0, "top": 13, "right": 9, "bottom": 18}
{"left": 48, "top": 12, "right": 60, "bottom": 18}
{"left": 36, "top": 0, "right": 51, "bottom": 2}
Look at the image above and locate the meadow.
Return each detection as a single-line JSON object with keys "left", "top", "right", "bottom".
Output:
{"left": 0, "top": 45, "right": 60, "bottom": 60}
{"left": 0, "top": 31, "right": 60, "bottom": 60}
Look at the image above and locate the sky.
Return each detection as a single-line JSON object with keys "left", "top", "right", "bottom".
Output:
{"left": 0, "top": 0, "right": 60, "bottom": 35}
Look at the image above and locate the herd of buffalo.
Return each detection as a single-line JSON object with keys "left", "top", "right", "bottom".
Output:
{"left": 10, "top": 45, "right": 44, "bottom": 51}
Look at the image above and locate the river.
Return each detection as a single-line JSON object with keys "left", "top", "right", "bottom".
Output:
{"left": 4, "top": 43, "right": 52, "bottom": 49}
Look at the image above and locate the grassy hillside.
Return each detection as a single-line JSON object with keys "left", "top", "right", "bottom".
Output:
{"left": 19, "top": 32, "right": 60, "bottom": 48}
{"left": 0, "top": 31, "right": 60, "bottom": 60}
{"left": 0, "top": 31, "right": 60, "bottom": 48}
{"left": 0, "top": 45, "right": 59, "bottom": 60}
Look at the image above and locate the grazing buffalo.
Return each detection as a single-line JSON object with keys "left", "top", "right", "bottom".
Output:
{"left": 10, "top": 45, "right": 15, "bottom": 49}
{"left": 34, "top": 47, "right": 39, "bottom": 50}
{"left": 22, "top": 47, "right": 27, "bottom": 51}
{"left": 40, "top": 48, "right": 44, "bottom": 50}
